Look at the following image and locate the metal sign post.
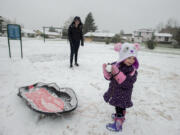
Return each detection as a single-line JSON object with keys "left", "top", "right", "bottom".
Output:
{"left": 7, "top": 24, "right": 23, "bottom": 58}
{"left": 43, "top": 27, "right": 45, "bottom": 43}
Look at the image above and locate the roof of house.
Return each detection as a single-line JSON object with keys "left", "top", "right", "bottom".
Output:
{"left": 22, "top": 29, "right": 36, "bottom": 34}
{"left": 84, "top": 31, "right": 115, "bottom": 38}
{"left": 135, "top": 29, "right": 154, "bottom": 33}
{"left": 154, "top": 33, "right": 172, "bottom": 37}
{"left": 122, "top": 34, "right": 133, "bottom": 37}
{"left": 44, "top": 31, "right": 60, "bottom": 36}
{"left": 121, "top": 36, "right": 127, "bottom": 40}
{"left": 36, "top": 28, "right": 60, "bottom": 35}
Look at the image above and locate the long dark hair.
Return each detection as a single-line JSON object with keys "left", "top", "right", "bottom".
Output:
{"left": 70, "top": 16, "right": 83, "bottom": 28}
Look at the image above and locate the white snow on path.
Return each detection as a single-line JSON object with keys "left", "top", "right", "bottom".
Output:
{"left": 0, "top": 37, "right": 180, "bottom": 135}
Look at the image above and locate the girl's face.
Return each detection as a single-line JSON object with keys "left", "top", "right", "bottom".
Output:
{"left": 123, "top": 56, "right": 135, "bottom": 66}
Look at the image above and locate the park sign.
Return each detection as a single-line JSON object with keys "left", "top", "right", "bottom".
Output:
{"left": 7, "top": 24, "right": 21, "bottom": 39}
{"left": 7, "top": 24, "right": 23, "bottom": 58}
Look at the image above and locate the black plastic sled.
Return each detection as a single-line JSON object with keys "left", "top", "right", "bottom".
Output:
{"left": 18, "top": 82, "right": 78, "bottom": 116}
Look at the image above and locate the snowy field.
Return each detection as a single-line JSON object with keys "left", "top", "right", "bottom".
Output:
{"left": 0, "top": 37, "right": 180, "bottom": 135}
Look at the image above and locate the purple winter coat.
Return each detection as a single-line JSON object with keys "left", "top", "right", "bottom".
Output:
{"left": 103, "top": 62, "right": 138, "bottom": 108}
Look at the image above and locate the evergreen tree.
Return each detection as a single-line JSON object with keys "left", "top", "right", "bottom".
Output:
{"left": 83, "top": 12, "right": 97, "bottom": 34}
{"left": 0, "top": 18, "right": 3, "bottom": 33}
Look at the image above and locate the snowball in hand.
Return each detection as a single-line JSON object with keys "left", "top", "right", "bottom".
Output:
{"left": 106, "top": 64, "right": 112, "bottom": 72}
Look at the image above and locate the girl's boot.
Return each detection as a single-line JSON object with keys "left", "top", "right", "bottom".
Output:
{"left": 106, "top": 116, "right": 125, "bottom": 132}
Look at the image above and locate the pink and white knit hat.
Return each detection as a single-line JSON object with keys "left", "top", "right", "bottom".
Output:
{"left": 114, "top": 42, "right": 140, "bottom": 69}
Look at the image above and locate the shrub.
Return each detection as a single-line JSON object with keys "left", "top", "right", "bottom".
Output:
{"left": 146, "top": 40, "right": 156, "bottom": 49}
{"left": 111, "top": 34, "right": 122, "bottom": 43}
{"left": 105, "top": 38, "right": 110, "bottom": 44}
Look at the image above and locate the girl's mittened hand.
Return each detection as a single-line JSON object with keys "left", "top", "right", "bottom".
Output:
{"left": 111, "top": 65, "right": 119, "bottom": 75}
{"left": 103, "top": 63, "right": 112, "bottom": 80}
{"left": 103, "top": 63, "right": 107, "bottom": 69}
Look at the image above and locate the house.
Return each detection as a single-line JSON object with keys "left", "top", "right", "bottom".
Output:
{"left": 0, "top": 16, "right": 12, "bottom": 35}
{"left": 34, "top": 30, "right": 42, "bottom": 37}
{"left": 154, "top": 33, "right": 172, "bottom": 43}
{"left": 35, "top": 29, "right": 61, "bottom": 39}
{"left": 22, "top": 29, "right": 37, "bottom": 38}
{"left": 121, "top": 34, "right": 133, "bottom": 42}
{"left": 133, "top": 29, "right": 173, "bottom": 44}
{"left": 84, "top": 31, "right": 115, "bottom": 42}
{"left": 134, "top": 29, "right": 154, "bottom": 42}
{"left": 45, "top": 31, "right": 61, "bottom": 39}
{"left": 133, "top": 35, "right": 143, "bottom": 43}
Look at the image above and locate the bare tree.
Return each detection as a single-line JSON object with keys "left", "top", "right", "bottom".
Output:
{"left": 156, "top": 22, "right": 164, "bottom": 32}
{"left": 120, "top": 30, "right": 124, "bottom": 35}
{"left": 62, "top": 17, "right": 74, "bottom": 37}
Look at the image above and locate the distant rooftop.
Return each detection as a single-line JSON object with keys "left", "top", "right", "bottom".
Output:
{"left": 135, "top": 29, "right": 154, "bottom": 33}
{"left": 45, "top": 31, "right": 60, "bottom": 36}
{"left": 22, "top": 29, "right": 36, "bottom": 34}
{"left": 154, "top": 33, "right": 172, "bottom": 37}
{"left": 84, "top": 31, "right": 115, "bottom": 38}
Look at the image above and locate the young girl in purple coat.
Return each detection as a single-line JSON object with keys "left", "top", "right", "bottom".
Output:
{"left": 102, "top": 42, "right": 140, "bottom": 132}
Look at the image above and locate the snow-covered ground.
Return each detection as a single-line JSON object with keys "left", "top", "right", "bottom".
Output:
{"left": 0, "top": 37, "right": 180, "bottom": 135}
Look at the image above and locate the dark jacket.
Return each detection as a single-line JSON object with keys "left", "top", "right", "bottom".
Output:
{"left": 68, "top": 19, "right": 84, "bottom": 45}
{"left": 103, "top": 62, "right": 138, "bottom": 108}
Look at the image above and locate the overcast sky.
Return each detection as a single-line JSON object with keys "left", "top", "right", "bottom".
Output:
{"left": 0, "top": 0, "right": 180, "bottom": 33}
